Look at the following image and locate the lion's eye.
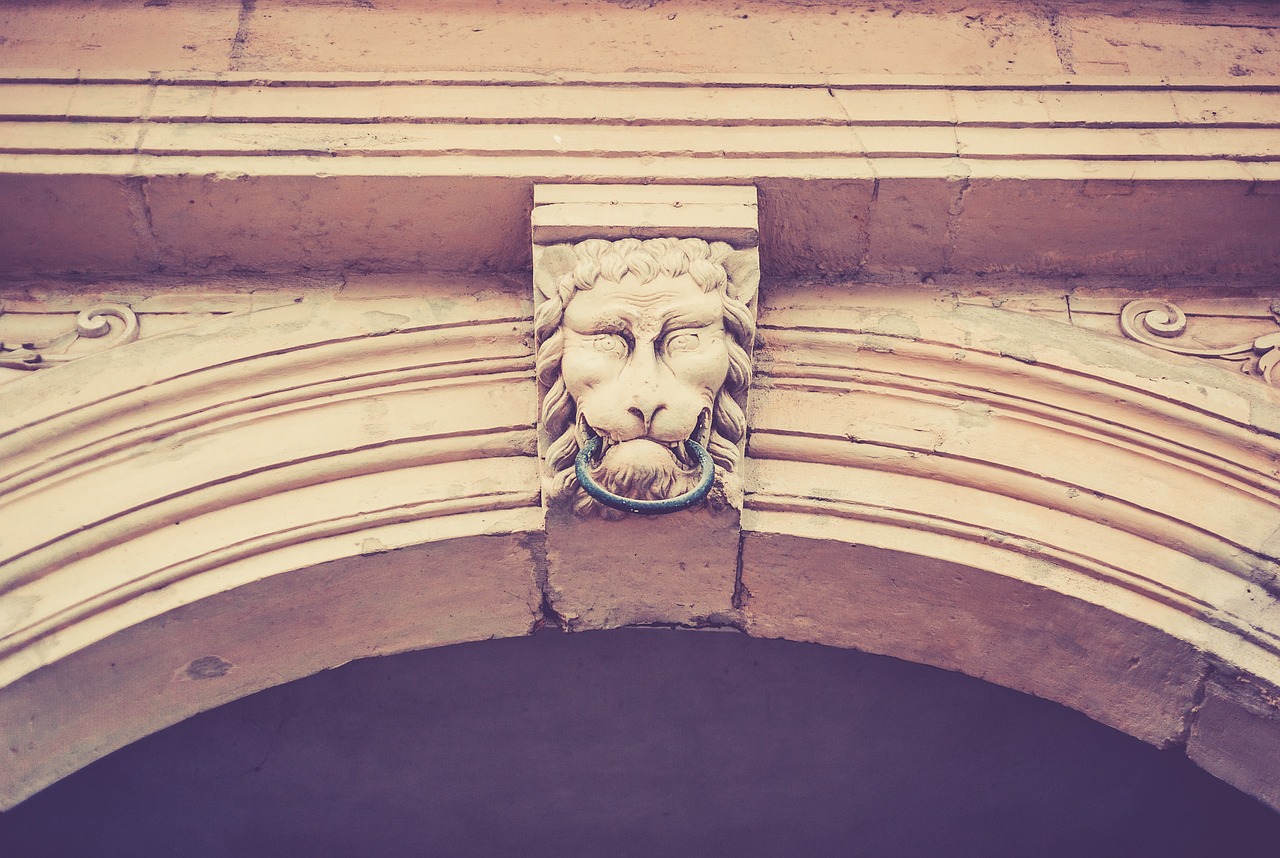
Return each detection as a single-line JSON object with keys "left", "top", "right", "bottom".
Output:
{"left": 665, "top": 332, "right": 700, "bottom": 353}
{"left": 592, "top": 333, "right": 626, "bottom": 354}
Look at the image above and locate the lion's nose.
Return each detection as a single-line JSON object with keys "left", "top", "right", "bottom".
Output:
{"left": 627, "top": 400, "right": 663, "bottom": 429}
{"left": 622, "top": 345, "right": 666, "bottom": 430}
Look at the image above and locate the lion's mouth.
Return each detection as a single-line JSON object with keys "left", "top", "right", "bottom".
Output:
{"left": 577, "top": 408, "right": 712, "bottom": 468}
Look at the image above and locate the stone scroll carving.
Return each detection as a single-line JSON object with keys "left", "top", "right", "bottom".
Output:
{"left": 534, "top": 237, "right": 759, "bottom": 518}
{"left": 1120, "top": 299, "right": 1280, "bottom": 386}
{"left": 0, "top": 303, "right": 140, "bottom": 371}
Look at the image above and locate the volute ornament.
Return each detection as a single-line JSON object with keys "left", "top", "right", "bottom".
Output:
{"left": 534, "top": 237, "right": 758, "bottom": 518}
{"left": 1119, "top": 299, "right": 1280, "bottom": 386}
{"left": 0, "top": 303, "right": 140, "bottom": 371}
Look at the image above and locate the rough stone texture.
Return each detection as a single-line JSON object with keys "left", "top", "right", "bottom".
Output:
{"left": 949, "top": 179, "right": 1280, "bottom": 275}
{"left": 142, "top": 175, "right": 532, "bottom": 274}
{"left": 1066, "top": 10, "right": 1280, "bottom": 77}
{"left": 0, "top": 1, "right": 240, "bottom": 72}
{"left": 1188, "top": 673, "right": 1280, "bottom": 812}
{"left": 862, "top": 177, "right": 963, "bottom": 275}
{"left": 204, "top": 0, "right": 1067, "bottom": 76}
{"left": 544, "top": 507, "right": 739, "bottom": 630}
{"left": 741, "top": 534, "right": 1208, "bottom": 748}
{"left": 0, "top": 535, "right": 541, "bottom": 809}
{"left": 0, "top": 175, "right": 150, "bottom": 273}
{"left": 3, "top": 1, "right": 1278, "bottom": 78}
{"left": 758, "top": 179, "right": 874, "bottom": 276}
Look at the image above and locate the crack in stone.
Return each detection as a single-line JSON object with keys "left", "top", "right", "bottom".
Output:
{"left": 1174, "top": 660, "right": 1214, "bottom": 749}
{"left": 123, "top": 176, "right": 162, "bottom": 272}
{"left": 229, "top": 0, "right": 258, "bottom": 70}
{"left": 1042, "top": 5, "right": 1077, "bottom": 75}
{"left": 940, "top": 177, "right": 971, "bottom": 274}
{"left": 731, "top": 529, "right": 750, "bottom": 611}
{"left": 520, "top": 531, "right": 567, "bottom": 633}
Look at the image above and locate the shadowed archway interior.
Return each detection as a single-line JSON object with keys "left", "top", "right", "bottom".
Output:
{"left": 3, "top": 628, "right": 1278, "bottom": 857}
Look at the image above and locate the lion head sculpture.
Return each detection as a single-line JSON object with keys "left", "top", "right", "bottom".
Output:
{"left": 534, "top": 237, "right": 759, "bottom": 518}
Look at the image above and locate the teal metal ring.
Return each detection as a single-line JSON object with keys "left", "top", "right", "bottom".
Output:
{"left": 576, "top": 436, "right": 715, "bottom": 515}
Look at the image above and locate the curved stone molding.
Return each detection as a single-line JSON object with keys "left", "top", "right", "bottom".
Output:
{"left": 741, "top": 290, "right": 1280, "bottom": 805}
{"left": 1120, "top": 298, "right": 1280, "bottom": 385}
{"left": 0, "top": 283, "right": 545, "bottom": 805}
{"left": 0, "top": 302, "right": 139, "bottom": 370}
{"left": 3, "top": 283, "right": 1280, "bottom": 814}
{"left": 0, "top": 291, "right": 543, "bottom": 685}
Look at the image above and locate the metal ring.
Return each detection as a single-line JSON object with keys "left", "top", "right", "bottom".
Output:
{"left": 575, "top": 436, "right": 715, "bottom": 515}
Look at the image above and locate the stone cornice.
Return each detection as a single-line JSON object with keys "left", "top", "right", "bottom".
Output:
{"left": 1, "top": 72, "right": 1277, "bottom": 179}
{"left": 2, "top": 72, "right": 1277, "bottom": 277}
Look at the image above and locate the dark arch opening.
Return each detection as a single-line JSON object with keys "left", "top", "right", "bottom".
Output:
{"left": 3, "top": 628, "right": 1278, "bottom": 856}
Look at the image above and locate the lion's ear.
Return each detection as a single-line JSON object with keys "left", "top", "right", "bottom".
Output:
{"left": 721, "top": 249, "right": 760, "bottom": 307}
{"left": 533, "top": 244, "right": 577, "bottom": 301}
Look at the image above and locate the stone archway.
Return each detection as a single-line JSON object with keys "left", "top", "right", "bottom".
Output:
{"left": 3, "top": 281, "right": 1277, "bottom": 811}
{"left": 9, "top": 629, "right": 1280, "bottom": 856}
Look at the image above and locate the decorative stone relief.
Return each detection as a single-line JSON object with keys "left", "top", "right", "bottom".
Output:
{"left": 1120, "top": 299, "right": 1280, "bottom": 385}
{"left": 534, "top": 237, "right": 758, "bottom": 518}
{"left": 0, "top": 303, "right": 139, "bottom": 370}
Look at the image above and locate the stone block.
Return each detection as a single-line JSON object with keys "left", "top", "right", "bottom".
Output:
{"left": 758, "top": 178, "right": 875, "bottom": 275}
{"left": 544, "top": 507, "right": 739, "bottom": 630}
{"left": 0, "top": 174, "right": 154, "bottom": 274}
{"left": 1173, "top": 91, "right": 1280, "bottom": 126}
{"left": 0, "top": 3, "right": 239, "bottom": 72}
{"left": 949, "top": 179, "right": 1280, "bottom": 276}
{"left": 0, "top": 82, "right": 72, "bottom": 117}
{"left": 532, "top": 184, "right": 759, "bottom": 247}
{"left": 863, "top": 177, "right": 961, "bottom": 274}
{"left": 235, "top": 0, "right": 1062, "bottom": 77}
{"left": 144, "top": 174, "right": 532, "bottom": 274}
{"left": 1066, "top": 13, "right": 1280, "bottom": 78}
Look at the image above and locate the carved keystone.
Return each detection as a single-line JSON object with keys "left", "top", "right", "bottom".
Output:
{"left": 532, "top": 184, "right": 759, "bottom": 628}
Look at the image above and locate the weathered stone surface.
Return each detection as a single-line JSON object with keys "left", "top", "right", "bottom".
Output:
{"left": 0, "top": 175, "right": 152, "bottom": 273}
{"left": 0, "top": 2, "right": 240, "bottom": 71}
{"left": 1188, "top": 673, "right": 1280, "bottom": 813}
{"left": 758, "top": 179, "right": 874, "bottom": 275}
{"left": 741, "top": 535, "right": 1208, "bottom": 748}
{"left": 210, "top": 0, "right": 1065, "bottom": 77}
{"left": 1066, "top": 11, "right": 1280, "bottom": 77}
{"left": 861, "top": 177, "right": 963, "bottom": 275}
{"left": 543, "top": 506, "right": 739, "bottom": 630}
{"left": 949, "top": 179, "right": 1280, "bottom": 276}
{"left": 143, "top": 175, "right": 532, "bottom": 274}
{"left": 5, "top": 1, "right": 1277, "bottom": 79}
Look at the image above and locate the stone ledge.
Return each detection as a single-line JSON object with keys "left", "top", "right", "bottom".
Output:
{"left": 0, "top": 75, "right": 1276, "bottom": 278}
